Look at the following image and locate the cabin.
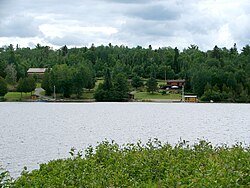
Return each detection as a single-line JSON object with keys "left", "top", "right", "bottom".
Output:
{"left": 31, "top": 94, "right": 39, "bottom": 100}
{"left": 166, "top": 80, "right": 185, "bottom": 89}
{"left": 184, "top": 95, "right": 198, "bottom": 103}
{"left": 27, "top": 68, "right": 47, "bottom": 78}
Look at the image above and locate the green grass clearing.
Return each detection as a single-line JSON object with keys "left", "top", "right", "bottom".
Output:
{"left": 82, "top": 91, "right": 94, "bottom": 99}
{"left": 135, "top": 91, "right": 181, "bottom": 100}
{"left": 36, "top": 82, "right": 41, "bottom": 88}
{"left": 4, "top": 92, "right": 32, "bottom": 101}
{"left": 157, "top": 79, "right": 167, "bottom": 86}
{"left": 94, "top": 79, "right": 104, "bottom": 90}
{"left": 141, "top": 79, "right": 166, "bottom": 86}
{"left": 40, "top": 90, "right": 45, "bottom": 96}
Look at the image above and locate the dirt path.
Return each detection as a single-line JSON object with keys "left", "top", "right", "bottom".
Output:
{"left": 34, "top": 88, "right": 52, "bottom": 100}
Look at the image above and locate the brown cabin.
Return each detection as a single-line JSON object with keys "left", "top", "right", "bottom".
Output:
{"left": 31, "top": 94, "right": 39, "bottom": 100}
{"left": 166, "top": 80, "right": 185, "bottom": 89}
{"left": 27, "top": 68, "right": 47, "bottom": 78}
{"left": 184, "top": 95, "right": 198, "bottom": 103}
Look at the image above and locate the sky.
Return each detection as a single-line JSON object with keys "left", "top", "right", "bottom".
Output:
{"left": 0, "top": 0, "right": 250, "bottom": 51}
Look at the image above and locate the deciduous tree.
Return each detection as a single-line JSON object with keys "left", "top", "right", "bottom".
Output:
{"left": 4, "top": 64, "right": 17, "bottom": 84}
{"left": 131, "top": 74, "right": 143, "bottom": 89}
{"left": 17, "top": 77, "right": 36, "bottom": 97}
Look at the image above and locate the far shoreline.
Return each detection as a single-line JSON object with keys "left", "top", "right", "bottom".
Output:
{"left": 1, "top": 99, "right": 249, "bottom": 104}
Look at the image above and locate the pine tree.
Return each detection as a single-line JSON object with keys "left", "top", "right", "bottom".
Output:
{"left": 146, "top": 77, "right": 158, "bottom": 93}
{"left": 0, "top": 76, "right": 8, "bottom": 97}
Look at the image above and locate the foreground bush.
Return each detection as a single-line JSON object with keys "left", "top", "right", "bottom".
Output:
{"left": 1, "top": 165, "right": 12, "bottom": 188}
{"left": 10, "top": 140, "right": 250, "bottom": 187}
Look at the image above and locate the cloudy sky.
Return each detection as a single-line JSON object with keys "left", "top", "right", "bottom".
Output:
{"left": 0, "top": 0, "right": 250, "bottom": 50}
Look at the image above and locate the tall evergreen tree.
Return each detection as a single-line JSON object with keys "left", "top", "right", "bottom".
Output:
{"left": 0, "top": 76, "right": 8, "bottom": 97}
{"left": 41, "top": 71, "right": 52, "bottom": 95}
{"left": 173, "top": 47, "right": 180, "bottom": 73}
{"left": 103, "top": 69, "right": 112, "bottom": 90}
{"left": 146, "top": 77, "right": 158, "bottom": 93}
{"left": 211, "top": 45, "right": 221, "bottom": 60}
{"left": 113, "top": 73, "right": 129, "bottom": 101}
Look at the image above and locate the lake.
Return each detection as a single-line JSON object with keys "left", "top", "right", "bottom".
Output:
{"left": 0, "top": 102, "right": 249, "bottom": 178}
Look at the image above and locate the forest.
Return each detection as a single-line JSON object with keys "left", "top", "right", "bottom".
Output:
{"left": 0, "top": 43, "right": 250, "bottom": 102}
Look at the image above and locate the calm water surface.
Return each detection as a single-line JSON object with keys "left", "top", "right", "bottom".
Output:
{"left": 0, "top": 102, "right": 249, "bottom": 177}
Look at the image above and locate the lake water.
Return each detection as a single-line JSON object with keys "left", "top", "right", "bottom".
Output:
{"left": 0, "top": 102, "right": 250, "bottom": 178}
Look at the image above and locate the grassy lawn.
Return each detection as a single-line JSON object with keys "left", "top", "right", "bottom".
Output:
{"left": 40, "top": 90, "right": 45, "bottom": 96}
{"left": 134, "top": 91, "right": 181, "bottom": 100}
{"left": 157, "top": 79, "right": 167, "bottom": 86}
{"left": 89, "top": 79, "right": 176, "bottom": 101}
{"left": 36, "top": 82, "right": 42, "bottom": 88}
{"left": 82, "top": 91, "right": 94, "bottom": 99}
{"left": 4, "top": 92, "right": 32, "bottom": 101}
{"left": 141, "top": 79, "right": 167, "bottom": 89}
{"left": 94, "top": 79, "right": 104, "bottom": 90}
{"left": 80, "top": 90, "right": 181, "bottom": 101}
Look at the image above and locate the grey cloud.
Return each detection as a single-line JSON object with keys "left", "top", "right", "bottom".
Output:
{"left": 185, "top": 15, "right": 222, "bottom": 35}
{"left": 128, "top": 4, "right": 180, "bottom": 21}
{"left": 0, "top": 0, "right": 249, "bottom": 50}
{"left": 28, "top": 42, "right": 37, "bottom": 48}
{"left": 0, "top": 15, "right": 41, "bottom": 37}
{"left": 113, "top": 18, "right": 182, "bottom": 48}
{"left": 120, "top": 19, "right": 176, "bottom": 37}
{"left": 96, "top": 0, "right": 151, "bottom": 4}
{"left": 229, "top": 14, "right": 250, "bottom": 47}
{"left": 46, "top": 35, "right": 87, "bottom": 47}
{"left": 0, "top": 0, "right": 89, "bottom": 19}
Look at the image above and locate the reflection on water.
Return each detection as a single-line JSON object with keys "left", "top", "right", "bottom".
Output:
{"left": 0, "top": 102, "right": 249, "bottom": 177}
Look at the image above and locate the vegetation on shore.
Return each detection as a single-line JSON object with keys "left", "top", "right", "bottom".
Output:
{"left": 0, "top": 165, "right": 12, "bottom": 187}
{"left": 135, "top": 92, "right": 181, "bottom": 100}
{"left": 0, "top": 44, "right": 250, "bottom": 102}
{"left": 1, "top": 140, "right": 249, "bottom": 187}
{"left": 2, "top": 79, "right": 182, "bottom": 102}
{"left": 4, "top": 92, "right": 32, "bottom": 102}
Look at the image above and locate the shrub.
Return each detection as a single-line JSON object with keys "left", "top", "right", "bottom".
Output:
{"left": 0, "top": 165, "right": 12, "bottom": 187}
{"left": 13, "top": 140, "right": 250, "bottom": 187}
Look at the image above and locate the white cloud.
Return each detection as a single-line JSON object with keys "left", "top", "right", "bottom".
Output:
{"left": 0, "top": 37, "right": 47, "bottom": 48}
{"left": 0, "top": 0, "right": 249, "bottom": 50}
{"left": 40, "top": 24, "right": 117, "bottom": 37}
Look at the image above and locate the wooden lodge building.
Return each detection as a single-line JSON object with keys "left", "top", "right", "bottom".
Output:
{"left": 184, "top": 95, "right": 198, "bottom": 103}
{"left": 166, "top": 80, "right": 185, "bottom": 89}
{"left": 27, "top": 68, "right": 47, "bottom": 78}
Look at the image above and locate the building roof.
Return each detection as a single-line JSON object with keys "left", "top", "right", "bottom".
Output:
{"left": 167, "top": 79, "right": 185, "bottom": 83}
{"left": 27, "top": 68, "right": 47, "bottom": 73}
{"left": 184, "top": 95, "right": 197, "bottom": 98}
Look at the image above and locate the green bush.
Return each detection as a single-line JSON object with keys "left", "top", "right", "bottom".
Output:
{"left": 12, "top": 140, "right": 250, "bottom": 187}
{"left": 0, "top": 165, "right": 12, "bottom": 187}
{"left": 0, "top": 97, "right": 6, "bottom": 102}
{"left": 161, "top": 90, "right": 166, "bottom": 95}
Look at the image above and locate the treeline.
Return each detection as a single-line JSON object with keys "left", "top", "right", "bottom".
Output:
{"left": 0, "top": 43, "right": 250, "bottom": 102}
{"left": 41, "top": 63, "right": 95, "bottom": 98}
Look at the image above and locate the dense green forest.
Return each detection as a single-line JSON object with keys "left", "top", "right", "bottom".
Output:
{"left": 0, "top": 43, "right": 250, "bottom": 102}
